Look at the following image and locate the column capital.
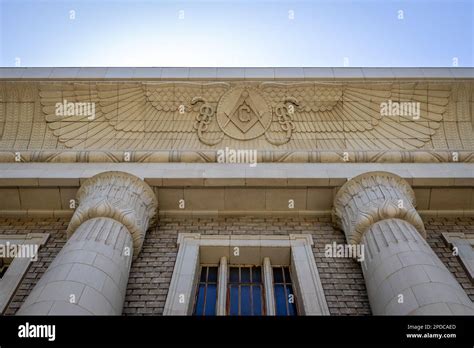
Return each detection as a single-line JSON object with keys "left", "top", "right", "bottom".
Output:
{"left": 66, "top": 171, "right": 158, "bottom": 256}
{"left": 333, "top": 171, "right": 425, "bottom": 244}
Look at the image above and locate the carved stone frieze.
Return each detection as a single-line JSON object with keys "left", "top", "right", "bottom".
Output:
{"left": 0, "top": 80, "right": 473, "bottom": 163}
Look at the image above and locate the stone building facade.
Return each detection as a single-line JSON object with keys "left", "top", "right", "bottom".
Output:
{"left": 0, "top": 67, "right": 473, "bottom": 316}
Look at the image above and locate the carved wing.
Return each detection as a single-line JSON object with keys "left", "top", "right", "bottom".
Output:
{"left": 262, "top": 82, "right": 450, "bottom": 149}
{"left": 39, "top": 81, "right": 451, "bottom": 150}
{"left": 40, "top": 82, "right": 229, "bottom": 149}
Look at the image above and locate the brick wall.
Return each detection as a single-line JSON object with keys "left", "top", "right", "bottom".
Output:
{"left": 425, "top": 217, "right": 474, "bottom": 302}
{"left": 1, "top": 216, "right": 473, "bottom": 316}
{"left": 124, "top": 216, "right": 371, "bottom": 316}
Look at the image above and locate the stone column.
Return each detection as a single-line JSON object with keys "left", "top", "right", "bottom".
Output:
{"left": 333, "top": 171, "right": 474, "bottom": 315}
{"left": 17, "top": 171, "right": 157, "bottom": 315}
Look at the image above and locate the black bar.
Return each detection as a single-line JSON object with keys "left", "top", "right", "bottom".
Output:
{"left": 0, "top": 316, "right": 473, "bottom": 346}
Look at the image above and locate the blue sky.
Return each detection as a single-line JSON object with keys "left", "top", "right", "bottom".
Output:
{"left": 0, "top": 0, "right": 473, "bottom": 67}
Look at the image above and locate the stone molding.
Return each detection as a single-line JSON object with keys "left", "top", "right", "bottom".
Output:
{"left": 66, "top": 171, "right": 157, "bottom": 256}
{"left": 333, "top": 171, "right": 426, "bottom": 244}
{"left": 216, "top": 256, "right": 227, "bottom": 316}
{"left": 262, "top": 257, "right": 276, "bottom": 315}
{"left": 1, "top": 149, "right": 474, "bottom": 163}
{"left": 0, "top": 163, "right": 473, "bottom": 218}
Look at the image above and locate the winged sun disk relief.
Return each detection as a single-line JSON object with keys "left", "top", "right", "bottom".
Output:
{"left": 39, "top": 82, "right": 450, "bottom": 150}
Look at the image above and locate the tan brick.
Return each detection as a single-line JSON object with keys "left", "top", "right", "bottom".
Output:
{"left": 265, "top": 188, "right": 307, "bottom": 210}
{"left": 414, "top": 188, "right": 431, "bottom": 210}
{"left": 224, "top": 188, "right": 265, "bottom": 211}
{"left": 0, "top": 188, "right": 21, "bottom": 209}
{"left": 19, "top": 188, "right": 61, "bottom": 210}
{"left": 429, "top": 188, "right": 472, "bottom": 210}
{"left": 183, "top": 188, "right": 225, "bottom": 210}
{"left": 307, "top": 188, "right": 333, "bottom": 210}
{"left": 59, "top": 187, "right": 78, "bottom": 210}
{"left": 157, "top": 188, "right": 185, "bottom": 210}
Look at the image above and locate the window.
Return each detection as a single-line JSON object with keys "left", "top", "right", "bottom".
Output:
{"left": 192, "top": 262, "right": 297, "bottom": 316}
{"left": 164, "top": 234, "right": 328, "bottom": 316}
{"left": 228, "top": 266, "right": 264, "bottom": 316}
{"left": 193, "top": 266, "right": 218, "bottom": 316}
{"left": 273, "top": 266, "right": 297, "bottom": 316}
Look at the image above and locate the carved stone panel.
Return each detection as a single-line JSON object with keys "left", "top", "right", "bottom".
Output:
{"left": 216, "top": 87, "right": 272, "bottom": 140}
{"left": 0, "top": 80, "right": 473, "bottom": 163}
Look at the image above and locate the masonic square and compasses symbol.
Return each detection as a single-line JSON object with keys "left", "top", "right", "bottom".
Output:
{"left": 216, "top": 87, "right": 272, "bottom": 140}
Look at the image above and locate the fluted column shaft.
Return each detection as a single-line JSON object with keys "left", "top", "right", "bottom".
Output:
{"left": 333, "top": 171, "right": 474, "bottom": 315}
{"left": 17, "top": 171, "right": 157, "bottom": 315}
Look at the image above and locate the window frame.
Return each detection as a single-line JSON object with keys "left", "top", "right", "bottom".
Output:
{"left": 164, "top": 233, "right": 329, "bottom": 316}
{"left": 442, "top": 232, "right": 474, "bottom": 282}
{"left": 0, "top": 233, "right": 49, "bottom": 314}
{"left": 226, "top": 264, "right": 266, "bottom": 316}
{"left": 193, "top": 264, "right": 219, "bottom": 316}
{"left": 272, "top": 265, "right": 298, "bottom": 316}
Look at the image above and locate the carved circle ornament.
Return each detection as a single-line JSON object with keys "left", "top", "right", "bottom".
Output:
{"left": 216, "top": 87, "right": 272, "bottom": 140}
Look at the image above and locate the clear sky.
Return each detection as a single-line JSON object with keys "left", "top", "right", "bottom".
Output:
{"left": 0, "top": 0, "right": 473, "bottom": 67}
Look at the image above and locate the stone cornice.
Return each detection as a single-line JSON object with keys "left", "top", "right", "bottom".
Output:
{"left": 0, "top": 162, "right": 472, "bottom": 187}
{"left": 1, "top": 67, "right": 473, "bottom": 80}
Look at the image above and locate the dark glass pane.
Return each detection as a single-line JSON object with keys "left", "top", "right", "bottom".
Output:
{"left": 273, "top": 267, "right": 283, "bottom": 283}
{"left": 274, "top": 284, "right": 287, "bottom": 316}
{"left": 241, "top": 268, "right": 250, "bottom": 283}
{"left": 252, "top": 267, "right": 261, "bottom": 283}
{"left": 199, "top": 267, "right": 207, "bottom": 282}
{"left": 241, "top": 285, "right": 251, "bottom": 315}
{"left": 194, "top": 284, "right": 206, "bottom": 315}
{"left": 207, "top": 267, "right": 218, "bottom": 283}
{"left": 227, "top": 266, "right": 266, "bottom": 316}
{"left": 283, "top": 267, "right": 291, "bottom": 282}
{"left": 229, "top": 267, "right": 239, "bottom": 283}
{"left": 205, "top": 284, "right": 217, "bottom": 315}
{"left": 229, "top": 285, "right": 239, "bottom": 315}
{"left": 287, "top": 285, "right": 297, "bottom": 316}
{"left": 252, "top": 285, "right": 262, "bottom": 315}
